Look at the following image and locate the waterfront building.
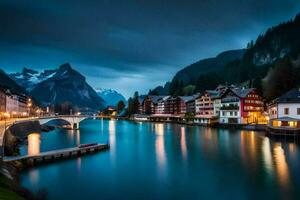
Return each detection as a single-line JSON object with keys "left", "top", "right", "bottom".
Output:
{"left": 165, "top": 96, "right": 194, "bottom": 115}
{"left": 185, "top": 93, "right": 199, "bottom": 114}
{"left": 156, "top": 96, "right": 170, "bottom": 114}
{"left": 0, "top": 85, "right": 29, "bottom": 118}
{"left": 267, "top": 88, "right": 300, "bottom": 130}
{"left": 18, "top": 94, "right": 28, "bottom": 114}
{"left": 219, "top": 88, "right": 265, "bottom": 124}
{"left": 5, "top": 90, "right": 28, "bottom": 117}
{"left": 101, "top": 106, "right": 117, "bottom": 116}
{"left": 142, "top": 95, "right": 167, "bottom": 115}
{"left": 138, "top": 95, "right": 146, "bottom": 114}
{"left": 194, "top": 90, "right": 220, "bottom": 124}
{"left": 0, "top": 87, "right": 6, "bottom": 118}
{"left": 6, "top": 93, "right": 19, "bottom": 114}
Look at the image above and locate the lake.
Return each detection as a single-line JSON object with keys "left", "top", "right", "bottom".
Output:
{"left": 19, "top": 118, "right": 300, "bottom": 200}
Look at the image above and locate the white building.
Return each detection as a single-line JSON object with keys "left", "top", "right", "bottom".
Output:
{"left": 219, "top": 88, "right": 265, "bottom": 124}
{"left": 5, "top": 91, "right": 28, "bottom": 117}
{"left": 268, "top": 88, "right": 300, "bottom": 129}
{"left": 6, "top": 94, "right": 19, "bottom": 114}
{"left": 213, "top": 98, "right": 222, "bottom": 117}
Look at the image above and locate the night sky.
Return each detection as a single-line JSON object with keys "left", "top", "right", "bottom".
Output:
{"left": 0, "top": 0, "right": 300, "bottom": 98}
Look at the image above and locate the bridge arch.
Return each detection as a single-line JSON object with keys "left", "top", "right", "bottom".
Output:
{"left": 39, "top": 116, "right": 88, "bottom": 129}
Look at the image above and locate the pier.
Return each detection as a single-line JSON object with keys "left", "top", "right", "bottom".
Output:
{"left": 3, "top": 143, "right": 109, "bottom": 166}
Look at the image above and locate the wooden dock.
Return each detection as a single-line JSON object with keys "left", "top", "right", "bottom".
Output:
{"left": 3, "top": 143, "right": 109, "bottom": 166}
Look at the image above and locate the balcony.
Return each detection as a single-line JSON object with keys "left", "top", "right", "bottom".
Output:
{"left": 220, "top": 104, "right": 239, "bottom": 110}
{"left": 221, "top": 97, "right": 239, "bottom": 103}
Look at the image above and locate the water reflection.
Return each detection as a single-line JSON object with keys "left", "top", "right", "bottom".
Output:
{"left": 109, "top": 120, "right": 116, "bottom": 163}
{"left": 77, "top": 158, "right": 82, "bottom": 173}
{"left": 262, "top": 137, "right": 274, "bottom": 176}
{"left": 240, "top": 131, "right": 258, "bottom": 169}
{"left": 180, "top": 127, "right": 187, "bottom": 160}
{"left": 273, "top": 143, "right": 291, "bottom": 191}
{"left": 27, "top": 133, "right": 41, "bottom": 155}
{"left": 155, "top": 123, "right": 166, "bottom": 174}
{"left": 29, "top": 169, "right": 39, "bottom": 186}
{"left": 19, "top": 120, "right": 300, "bottom": 199}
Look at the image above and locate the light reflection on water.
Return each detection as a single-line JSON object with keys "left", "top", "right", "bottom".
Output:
{"left": 20, "top": 119, "right": 300, "bottom": 200}
{"left": 155, "top": 123, "right": 166, "bottom": 176}
{"left": 27, "top": 133, "right": 40, "bottom": 156}
{"left": 273, "top": 143, "right": 291, "bottom": 191}
{"left": 180, "top": 126, "right": 187, "bottom": 160}
{"left": 109, "top": 119, "right": 116, "bottom": 165}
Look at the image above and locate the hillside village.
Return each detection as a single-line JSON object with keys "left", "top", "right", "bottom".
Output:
{"left": 131, "top": 85, "right": 300, "bottom": 133}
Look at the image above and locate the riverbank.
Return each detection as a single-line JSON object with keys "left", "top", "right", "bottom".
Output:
{"left": 126, "top": 116, "right": 267, "bottom": 131}
{"left": 0, "top": 160, "right": 46, "bottom": 200}
{"left": 0, "top": 120, "right": 56, "bottom": 200}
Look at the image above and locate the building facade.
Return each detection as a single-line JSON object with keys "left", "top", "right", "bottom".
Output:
{"left": 267, "top": 88, "right": 300, "bottom": 129}
{"left": 6, "top": 94, "right": 19, "bottom": 114}
{"left": 194, "top": 90, "right": 220, "bottom": 124}
{"left": 156, "top": 96, "right": 170, "bottom": 114}
{"left": 0, "top": 88, "right": 6, "bottom": 114}
{"left": 219, "top": 88, "right": 265, "bottom": 124}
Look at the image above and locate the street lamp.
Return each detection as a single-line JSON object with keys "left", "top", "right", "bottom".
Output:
{"left": 27, "top": 98, "right": 32, "bottom": 117}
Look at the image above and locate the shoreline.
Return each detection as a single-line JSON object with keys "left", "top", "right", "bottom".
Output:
{"left": 104, "top": 116, "right": 300, "bottom": 139}
{"left": 0, "top": 121, "right": 56, "bottom": 200}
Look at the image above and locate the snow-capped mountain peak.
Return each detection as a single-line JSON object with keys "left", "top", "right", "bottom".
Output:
{"left": 10, "top": 68, "right": 58, "bottom": 91}
{"left": 96, "top": 88, "right": 126, "bottom": 107}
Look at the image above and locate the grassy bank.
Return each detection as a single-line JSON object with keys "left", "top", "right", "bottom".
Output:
{"left": 0, "top": 172, "right": 24, "bottom": 200}
{"left": 0, "top": 187, "right": 24, "bottom": 200}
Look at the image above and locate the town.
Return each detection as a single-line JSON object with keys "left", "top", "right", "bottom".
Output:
{"left": 2, "top": 81, "right": 300, "bottom": 136}
{"left": 0, "top": 86, "right": 32, "bottom": 119}
{"left": 125, "top": 85, "right": 300, "bottom": 135}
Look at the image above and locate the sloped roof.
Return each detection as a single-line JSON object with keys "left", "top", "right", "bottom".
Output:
{"left": 205, "top": 90, "right": 222, "bottom": 99}
{"left": 179, "top": 96, "right": 195, "bottom": 102}
{"left": 157, "top": 96, "right": 170, "bottom": 103}
{"left": 273, "top": 88, "right": 300, "bottom": 103}
{"left": 232, "top": 88, "right": 256, "bottom": 98}
{"left": 149, "top": 95, "right": 168, "bottom": 103}
{"left": 186, "top": 93, "right": 200, "bottom": 102}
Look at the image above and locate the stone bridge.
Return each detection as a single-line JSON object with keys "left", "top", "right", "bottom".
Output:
{"left": 38, "top": 115, "right": 89, "bottom": 129}
{"left": 0, "top": 115, "right": 90, "bottom": 157}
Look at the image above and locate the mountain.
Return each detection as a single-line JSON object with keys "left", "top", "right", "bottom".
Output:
{"left": 149, "top": 82, "right": 171, "bottom": 95}
{"left": 0, "top": 69, "right": 26, "bottom": 94}
{"left": 219, "top": 13, "right": 300, "bottom": 100}
{"left": 96, "top": 88, "right": 126, "bottom": 107}
{"left": 172, "top": 49, "right": 246, "bottom": 85}
{"left": 12, "top": 63, "right": 105, "bottom": 111}
{"left": 153, "top": 13, "right": 300, "bottom": 99}
{"left": 10, "top": 68, "right": 57, "bottom": 91}
{"left": 246, "top": 13, "right": 300, "bottom": 66}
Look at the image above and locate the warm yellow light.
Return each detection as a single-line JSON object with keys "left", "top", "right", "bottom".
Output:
{"left": 288, "top": 121, "right": 297, "bottom": 128}
{"left": 28, "top": 133, "right": 40, "bottom": 156}
{"left": 3, "top": 112, "right": 10, "bottom": 118}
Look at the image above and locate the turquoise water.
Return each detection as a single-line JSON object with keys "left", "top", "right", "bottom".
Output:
{"left": 20, "top": 119, "right": 300, "bottom": 199}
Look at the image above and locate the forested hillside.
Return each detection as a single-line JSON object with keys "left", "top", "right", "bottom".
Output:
{"left": 152, "top": 13, "right": 300, "bottom": 100}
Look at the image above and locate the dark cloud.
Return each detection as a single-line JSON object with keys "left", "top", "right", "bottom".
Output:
{"left": 0, "top": 0, "right": 299, "bottom": 97}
